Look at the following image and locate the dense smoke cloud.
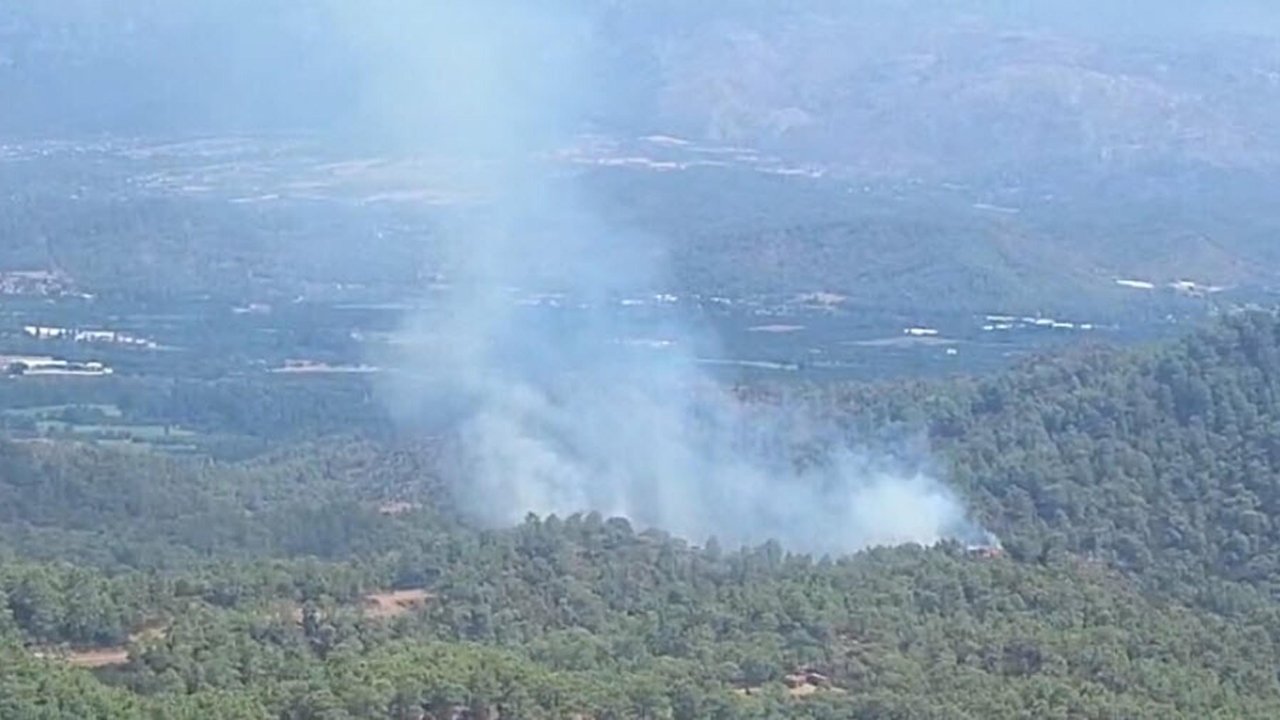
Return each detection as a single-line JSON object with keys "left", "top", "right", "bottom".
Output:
{"left": 377, "top": 0, "right": 988, "bottom": 554}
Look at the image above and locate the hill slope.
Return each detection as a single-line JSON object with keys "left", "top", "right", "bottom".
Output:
{"left": 806, "top": 312, "right": 1280, "bottom": 614}
{"left": 6, "top": 315, "right": 1280, "bottom": 716}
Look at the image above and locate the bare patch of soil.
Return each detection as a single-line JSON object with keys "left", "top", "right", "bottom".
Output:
{"left": 363, "top": 588, "right": 433, "bottom": 619}
{"left": 64, "top": 647, "right": 130, "bottom": 668}
{"left": 36, "top": 621, "right": 169, "bottom": 669}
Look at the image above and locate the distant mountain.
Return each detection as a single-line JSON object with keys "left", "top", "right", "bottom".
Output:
{"left": 644, "top": 14, "right": 1280, "bottom": 180}
{"left": 5, "top": 2, "right": 1280, "bottom": 183}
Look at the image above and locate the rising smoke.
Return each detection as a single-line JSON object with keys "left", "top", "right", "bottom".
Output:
{"left": 370, "top": 0, "right": 989, "bottom": 554}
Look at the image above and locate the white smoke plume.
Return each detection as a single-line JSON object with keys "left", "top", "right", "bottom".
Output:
{"left": 364, "top": 0, "right": 988, "bottom": 554}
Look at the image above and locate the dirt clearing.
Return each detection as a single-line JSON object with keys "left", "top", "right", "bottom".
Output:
{"left": 64, "top": 647, "right": 130, "bottom": 668}
{"left": 363, "top": 588, "right": 433, "bottom": 619}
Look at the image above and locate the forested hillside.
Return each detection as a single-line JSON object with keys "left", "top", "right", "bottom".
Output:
{"left": 794, "top": 312, "right": 1280, "bottom": 612}
{"left": 6, "top": 313, "right": 1280, "bottom": 717}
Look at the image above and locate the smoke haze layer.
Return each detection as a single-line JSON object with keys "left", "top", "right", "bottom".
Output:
{"left": 383, "top": 0, "right": 986, "bottom": 554}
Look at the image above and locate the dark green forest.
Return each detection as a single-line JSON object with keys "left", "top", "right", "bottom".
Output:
{"left": 5, "top": 313, "right": 1280, "bottom": 717}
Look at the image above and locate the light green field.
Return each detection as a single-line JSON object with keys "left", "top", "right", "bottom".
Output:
{"left": 3, "top": 403, "right": 123, "bottom": 418}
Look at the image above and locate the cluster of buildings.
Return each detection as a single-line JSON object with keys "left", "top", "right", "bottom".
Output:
{"left": 0, "top": 270, "right": 77, "bottom": 297}
{"left": 2, "top": 355, "right": 113, "bottom": 377}
{"left": 981, "top": 315, "right": 1095, "bottom": 332}
{"left": 22, "top": 325, "right": 158, "bottom": 349}
{"left": 1116, "top": 278, "right": 1226, "bottom": 297}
